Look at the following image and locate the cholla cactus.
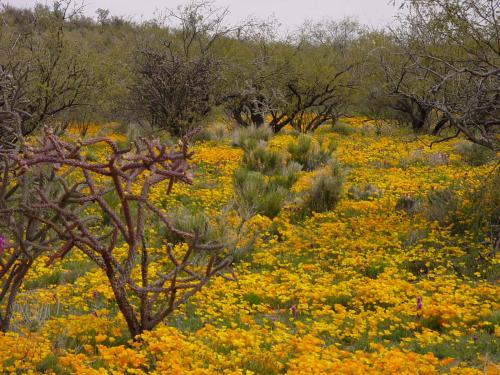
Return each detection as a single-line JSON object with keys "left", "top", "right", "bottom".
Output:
{"left": 10, "top": 129, "right": 229, "bottom": 338}
{"left": 0, "top": 143, "right": 73, "bottom": 331}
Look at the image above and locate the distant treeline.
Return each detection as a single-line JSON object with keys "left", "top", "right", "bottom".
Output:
{"left": 0, "top": 0, "right": 498, "bottom": 150}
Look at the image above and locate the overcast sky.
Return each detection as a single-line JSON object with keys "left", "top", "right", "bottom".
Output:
{"left": 5, "top": 0, "right": 400, "bottom": 29}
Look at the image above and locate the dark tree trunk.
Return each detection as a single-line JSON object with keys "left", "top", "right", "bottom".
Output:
{"left": 432, "top": 114, "right": 450, "bottom": 135}
{"left": 0, "top": 262, "right": 31, "bottom": 333}
{"left": 251, "top": 112, "right": 264, "bottom": 127}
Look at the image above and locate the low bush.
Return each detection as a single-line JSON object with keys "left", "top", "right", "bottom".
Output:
{"left": 301, "top": 159, "right": 344, "bottom": 214}
{"left": 425, "top": 187, "right": 459, "bottom": 225}
{"left": 166, "top": 207, "right": 221, "bottom": 245}
{"left": 231, "top": 125, "right": 273, "bottom": 150}
{"left": 287, "top": 134, "right": 336, "bottom": 171}
{"left": 395, "top": 195, "right": 418, "bottom": 214}
{"left": 449, "top": 169, "right": 500, "bottom": 242}
{"left": 242, "top": 143, "right": 286, "bottom": 175}
{"left": 348, "top": 183, "right": 383, "bottom": 200}
{"left": 455, "top": 142, "right": 495, "bottom": 166}
{"left": 233, "top": 132, "right": 303, "bottom": 218}
{"left": 233, "top": 168, "right": 289, "bottom": 218}
{"left": 194, "top": 123, "right": 229, "bottom": 143}
{"left": 332, "top": 121, "right": 355, "bottom": 136}
{"left": 273, "top": 161, "right": 302, "bottom": 189}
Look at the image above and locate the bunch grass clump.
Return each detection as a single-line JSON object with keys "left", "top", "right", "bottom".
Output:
{"left": 242, "top": 142, "right": 286, "bottom": 175}
{"left": 233, "top": 168, "right": 289, "bottom": 218}
{"left": 231, "top": 125, "right": 273, "bottom": 150}
{"left": 301, "top": 159, "right": 344, "bottom": 214}
{"left": 348, "top": 183, "right": 383, "bottom": 201}
{"left": 233, "top": 129, "right": 302, "bottom": 218}
{"left": 425, "top": 187, "right": 459, "bottom": 225}
{"left": 332, "top": 121, "right": 355, "bottom": 136}
{"left": 287, "top": 134, "right": 336, "bottom": 171}
{"left": 193, "top": 123, "right": 229, "bottom": 143}
{"left": 455, "top": 142, "right": 495, "bottom": 166}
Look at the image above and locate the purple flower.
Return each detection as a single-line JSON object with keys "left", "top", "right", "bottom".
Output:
{"left": 416, "top": 296, "right": 423, "bottom": 311}
{"left": 0, "top": 234, "right": 5, "bottom": 254}
{"left": 92, "top": 290, "right": 99, "bottom": 300}
{"left": 290, "top": 305, "right": 297, "bottom": 318}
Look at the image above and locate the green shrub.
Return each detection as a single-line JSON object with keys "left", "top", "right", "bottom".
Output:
{"left": 301, "top": 159, "right": 344, "bottom": 213}
{"left": 395, "top": 195, "right": 418, "bottom": 214}
{"left": 234, "top": 129, "right": 304, "bottom": 218}
{"left": 193, "top": 123, "right": 229, "bottom": 143}
{"left": 287, "top": 134, "right": 336, "bottom": 171}
{"left": 455, "top": 142, "right": 495, "bottom": 166}
{"left": 167, "top": 207, "right": 221, "bottom": 244}
{"left": 348, "top": 183, "right": 383, "bottom": 200}
{"left": 426, "top": 187, "right": 459, "bottom": 225}
{"left": 233, "top": 168, "right": 289, "bottom": 218}
{"left": 273, "top": 161, "right": 302, "bottom": 189}
{"left": 242, "top": 143, "right": 285, "bottom": 175}
{"left": 231, "top": 125, "right": 273, "bottom": 150}
{"left": 332, "top": 121, "right": 355, "bottom": 136}
{"left": 450, "top": 169, "right": 500, "bottom": 236}
{"left": 398, "top": 150, "right": 449, "bottom": 169}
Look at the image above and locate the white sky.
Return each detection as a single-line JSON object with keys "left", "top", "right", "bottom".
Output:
{"left": 4, "top": 0, "right": 400, "bottom": 29}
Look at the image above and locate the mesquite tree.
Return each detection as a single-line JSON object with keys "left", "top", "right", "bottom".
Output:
{"left": 132, "top": 1, "right": 255, "bottom": 136}
{"left": 12, "top": 130, "right": 230, "bottom": 338}
{"left": 223, "top": 18, "right": 358, "bottom": 133}
{"left": 268, "top": 70, "right": 354, "bottom": 133}
{"left": 0, "top": 1, "right": 91, "bottom": 148}
{"left": 388, "top": 0, "right": 500, "bottom": 150}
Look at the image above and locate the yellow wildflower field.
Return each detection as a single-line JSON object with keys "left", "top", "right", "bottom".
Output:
{"left": 1, "top": 118, "right": 498, "bottom": 374}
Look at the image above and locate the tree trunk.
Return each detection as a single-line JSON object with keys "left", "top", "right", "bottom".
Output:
{"left": 0, "top": 262, "right": 30, "bottom": 332}
{"left": 102, "top": 255, "right": 143, "bottom": 339}
{"left": 432, "top": 115, "right": 449, "bottom": 135}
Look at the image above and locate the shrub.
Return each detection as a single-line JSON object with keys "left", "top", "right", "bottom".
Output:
{"left": 348, "top": 183, "right": 383, "bottom": 200}
{"left": 287, "top": 134, "right": 336, "bottom": 171}
{"left": 130, "top": 2, "right": 240, "bottom": 136}
{"left": 231, "top": 125, "right": 273, "bottom": 150}
{"left": 455, "top": 142, "right": 495, "bottom": 166}
{"left": 167, "top": 207, "right": 221, "bottom": 245}
{"left": 273, "top": 161, "right": 302, "bottom": 189}
{"left": 242, "top": 143, "right": 286, "bottom": 175}
{"left": 447, "top": 170, "right": 500, "bottom": 238}
{"left": 399, "top": 150, "right": 449, "bottom": 169}
{"left": 332, "top": 121, "right": 355, "bottom": 136}
{"left": 234, "top": 134, "right": 302, "bottom": 218}
{"left": 395, "top": 195, "right": 418, "bottom": 214}
{"left": 425, "top": 187, "right": 459, "bottom": 225}
{"left": 426, "top": 152, "right": 448, "bottom": 166}
{"left": 233, "top": 131, "right": 302, "bottom": 218}
{"left": 233, "top": 168, "right": 289, "bottom": 218}
{"left": 193, "top": 123, "right": 229, "bottom": 143}
{"left": 301, "top": 159, "right": 344, "bottom": 214}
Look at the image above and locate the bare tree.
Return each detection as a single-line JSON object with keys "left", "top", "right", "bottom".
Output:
{"left": 268, "top": 69, "right": 355, "bottom": 133}
{"left": 298, "top": 18, "right": 362, "bottom": 55}
{"left": 0, "top": 1, "right": 91, "bottom": 149}
{"left": 131, "top": 0, "right": 255, "bottom": 136}
{"left": 387, "top": 0, "right": 500, "bottom": 149}
{"left": 223, "top": 24, "right": 357, "bottom": 133}
{"left": 222, "top": 51, "right": 289, "bottom": 128}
